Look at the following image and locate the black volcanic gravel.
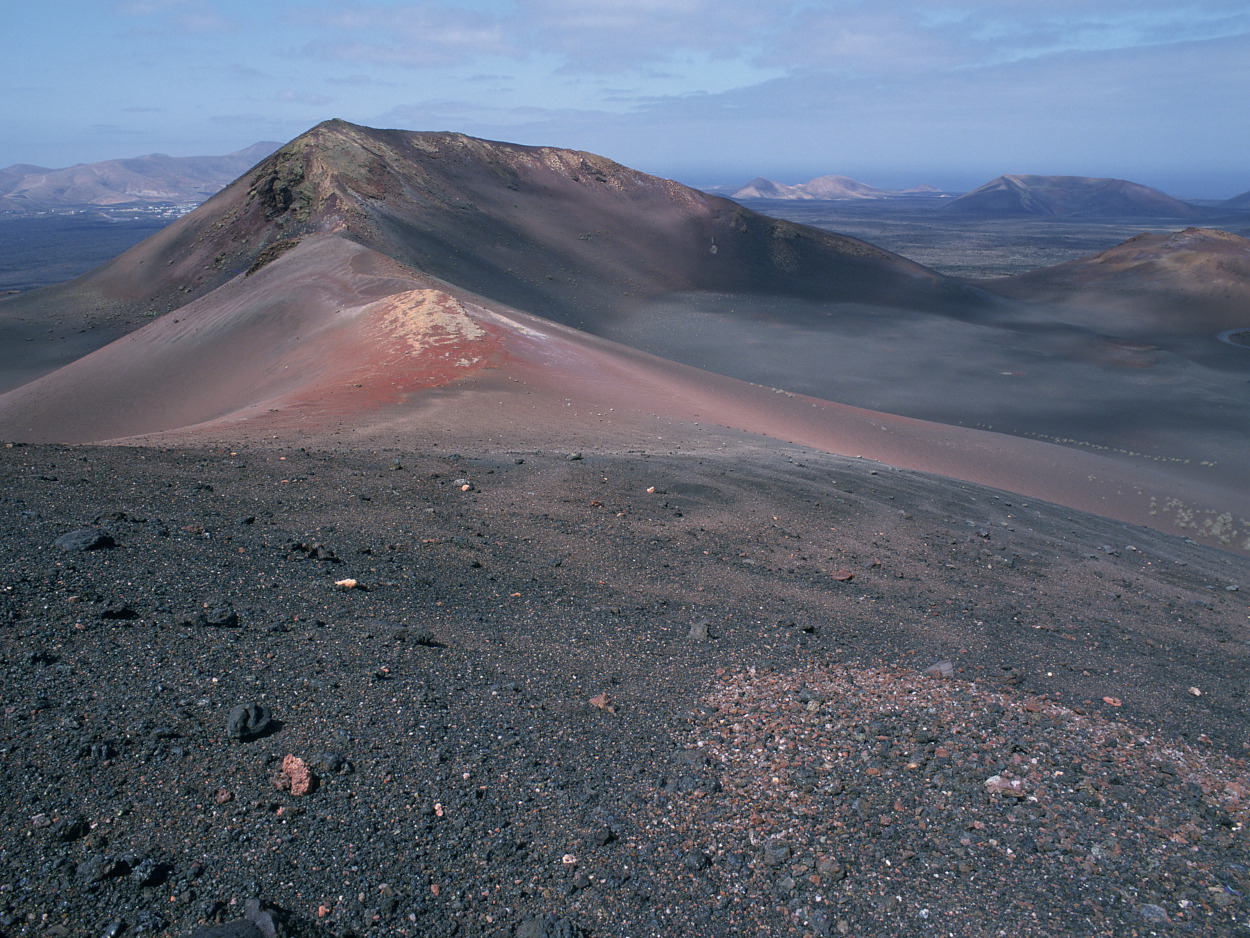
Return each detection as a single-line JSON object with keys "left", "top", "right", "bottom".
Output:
{"left": 0, "top": 441, "right": 1246, "bottom": 938}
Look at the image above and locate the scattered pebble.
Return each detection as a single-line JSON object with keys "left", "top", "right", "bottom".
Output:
{"left": 588, "top": 692, "right": 616, "bottom": 712}
{"left": 688, "top": 618, "right": 712, "bottom": 641}
{"left": 923, "top": 659, "right": 954, "bottom": 679}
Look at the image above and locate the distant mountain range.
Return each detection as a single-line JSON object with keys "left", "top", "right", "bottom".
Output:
{"left": 733, "top": 171, "right": 1250, "bottom": 217}
{"left": 945, "top": 174, "right": 1200, "bottom": 218}
{"left": 732, "top": 176, "right": 945, "bottom": 201}
{"left": 0, "top": 142, "right": 280, "bottom": 213}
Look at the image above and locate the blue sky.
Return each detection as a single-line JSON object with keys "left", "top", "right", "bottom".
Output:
{"left": 3, "top": 0, "right": 1248, "bottom": 196}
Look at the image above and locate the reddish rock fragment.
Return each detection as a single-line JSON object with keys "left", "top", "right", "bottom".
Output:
{"left": 273, "top": 754, "right": 317, "bottom": 796}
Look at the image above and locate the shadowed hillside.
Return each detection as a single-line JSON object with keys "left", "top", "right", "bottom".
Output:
{"left": 1223, "top": 189, "right": 1250, "bottom": 212}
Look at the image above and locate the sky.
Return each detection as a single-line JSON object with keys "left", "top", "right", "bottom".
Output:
{"left": 3, "top": 1, "right": 1248, "bottom": 197}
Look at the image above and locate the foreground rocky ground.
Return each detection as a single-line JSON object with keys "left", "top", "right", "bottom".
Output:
{"left": 0, "top": 438, "right": 1247, "bottom": 937}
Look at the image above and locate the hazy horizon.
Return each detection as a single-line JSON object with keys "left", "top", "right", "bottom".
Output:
{"left": 5, "top": 2, "right": 1249, "bottom": 200}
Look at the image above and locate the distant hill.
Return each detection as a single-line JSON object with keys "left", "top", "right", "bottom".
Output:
{"left": 947, "top": 174, "right": 1200, "bottom": 218}
{"left": 985, "top": 227, "right": 1250, "bottom": 343}
{"left": 732, "top": 175, "right": 942, "bottom": 201}
{"left": 0, "top": 142, "right": 280, "bottom": 213}
{"left": 1222, "top": 190, "right": 1250, "bottom": 212}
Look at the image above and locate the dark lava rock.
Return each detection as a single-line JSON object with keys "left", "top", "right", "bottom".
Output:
{"left": 763, "top": 839, "right": 791, "bottom": 868}
{"left": 75, "top": 855, "right": 122, "bottom": 884}
{"left": 99, "top": 600, "right": 137, "bottom": 620}
{"left": 371, "top": 619, "right": 435, "bottom": 645}
{"left": 204, "top": 606, "right": 239, "bottom": 628}
{"left": 683, "top": 849, "right": 710, "bottom": 871}
{"left": 290, "top": 540, "right": 339, "bottom": 562}
{"left": 128, "top": 856, "right": 168, "bottom": 887}
{"left": 52, "top": 816, "right": 90, "bottom": 842}
{"left": 311, "top": 752, "right": 352, "bottom": 774}
{"left": 186, "top": 605, "right": 239, "bottom": 628}
{"left": 54, "top": 528, "right": 114, "bottom": 552}
{"left": 191, "top": 899, "right": 277, "bottom": 938}
{"left": 225, "top": 703, "right": 272, "bottom": 740}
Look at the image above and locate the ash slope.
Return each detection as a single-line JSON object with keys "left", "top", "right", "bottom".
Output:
{"left": 986, "top": 227, "right": 1250, "bottom": 344}
{"left": 5, "top": 228, "right": 1237, "bottom": 553}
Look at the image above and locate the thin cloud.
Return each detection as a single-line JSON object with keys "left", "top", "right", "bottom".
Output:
{"left": 302, "top": 0, "right": 1250, "bottom": 78}
{"left": 326, "top": 74, "right": 404, "bottom": 88}
{"left": 89, "top": 123, "right": 146, "bottom": 136}
{"left": 113, "top": 0, "right": 237, "bottom": 34}
{"left": 303, "top": 4, "right": 518, "bottom": 64}
{"left": 276, "top": 90, "right": 333, "bottom": 107}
